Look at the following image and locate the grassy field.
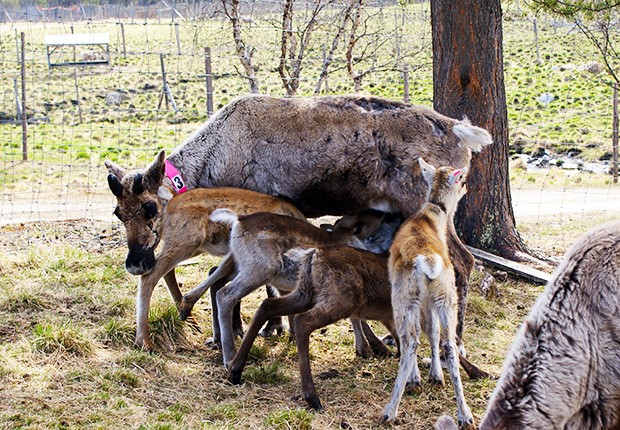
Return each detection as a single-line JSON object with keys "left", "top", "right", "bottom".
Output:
{"left": 0, "top": 219, "right": 545, "bottom": 429}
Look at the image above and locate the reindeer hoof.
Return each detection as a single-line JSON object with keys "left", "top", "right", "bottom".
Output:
{"left": 458, "top": 417, "right": 475, "bottom": 430}
{"left": 206, "top": 337, "right": 222, "bottom": 350}
{"left": 135, "top": 338, "right": 155, "bottom": 351}
{"left": 228, "top": 370, "right": 243, "bottom": 385}
{"left": 304, "top": 394, "right": 323, "bottom": 411}
{"left": 405, "top": 381, "right": 423, "bottom": 394}
{"left": 428, "top": 375, "right": 445, "bottom": 386}
{"left": 178, "top": 298, "right": 194, "bottom": 321}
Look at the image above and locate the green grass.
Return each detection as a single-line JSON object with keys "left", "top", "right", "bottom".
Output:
{"left": 30, "top": 321, "right": 93, "bottom": 356}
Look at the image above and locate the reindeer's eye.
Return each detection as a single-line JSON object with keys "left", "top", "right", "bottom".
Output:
{"left": 143, "top": 201, "right": 158, "bottom": 220}
{"left": 113, "top": 207, "right": 124, "bottom": 222}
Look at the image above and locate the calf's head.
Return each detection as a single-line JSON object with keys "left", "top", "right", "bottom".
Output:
{"left": 419, "top": 157, "right": 468, "bottom": 214}
{"left": 105, "top": 151, "right": 168, "bottom": 275}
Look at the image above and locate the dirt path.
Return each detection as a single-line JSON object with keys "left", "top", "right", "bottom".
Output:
{"left": 1, "top": 187, "right": 618, "bottom": 225}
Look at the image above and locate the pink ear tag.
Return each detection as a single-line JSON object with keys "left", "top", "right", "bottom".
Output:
{"left": 452, "top": 169, "right": 461, "bottom": 183}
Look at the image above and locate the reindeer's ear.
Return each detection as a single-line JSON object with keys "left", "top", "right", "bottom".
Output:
{"left": 107, "top": 173, "right": 124, "bottom": 198}
{"left": 105, "top": 160, "right": 126, "bottom": 180}
{"left": 448, "top": 167, "right": 468, "bottom": 186}
{"left": 144, "top": 150, "right": 166, "bottom": 193}
{"left": 418, "top": 158, "right": 436, "bottom": 185}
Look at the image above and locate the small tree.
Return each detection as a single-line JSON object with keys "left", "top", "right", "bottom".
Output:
{"left": 278, "top": 0, "right": 327, "bottom": 95}
{"left": 222, "top": 0, "right": 260, "bottom": 93}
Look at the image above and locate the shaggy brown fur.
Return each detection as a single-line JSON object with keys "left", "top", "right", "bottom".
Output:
{"left": 226, "top": 245, "right": 396, "bottom": 411}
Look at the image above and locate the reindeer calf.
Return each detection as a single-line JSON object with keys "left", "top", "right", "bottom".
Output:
{"left": 476, "top": 221, "right": 620, "bottom": 430}
{"left": 105, "top": 172, "right": 305, "bottom": 350}
{"left": 226, "top": 245, "right": 397, "bottom": 411}
{"left": 382, "top": 159, "right": 474, "bottom": 428}
{"left": 180, "top": 210, "right": 392, "bottom": 367}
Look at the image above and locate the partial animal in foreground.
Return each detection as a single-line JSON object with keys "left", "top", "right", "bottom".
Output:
{"left": 382, "top": 159, "right": 474, "bottom": 428}
{"left": 477, "top": 220, "right": 620, "bottom": 430}
{"left": 106, "top": 94, "right": 493, "bottom": 372}
{"left": 180, "top": 210, "right": 392, "bottom": 367}
{"left": 103, "top": 173, "right": 306, "bottom": 350}
{"left": 226, "top": 245, "right": 397, "bottom": 411}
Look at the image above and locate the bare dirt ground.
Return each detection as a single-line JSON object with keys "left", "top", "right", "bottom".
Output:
{"left": 1, "top": 187, "right": 617, "bottom": 226}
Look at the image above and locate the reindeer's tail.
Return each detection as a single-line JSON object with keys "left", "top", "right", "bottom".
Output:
{"left": 210, "top": 208, "right": 238, "bottom": 225}
{"left": 453, "top": 118, "right": 493, "bottom": 153}
{"left": 284, "top": 247, "right": 317, "bottom": 306}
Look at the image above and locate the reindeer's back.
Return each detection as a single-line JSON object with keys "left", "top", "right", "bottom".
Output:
{"left": 311, "top": 246, "right": 392, "bottom": 320}
{"left": 182, "top": 95, "right": 477, "bottom": 217}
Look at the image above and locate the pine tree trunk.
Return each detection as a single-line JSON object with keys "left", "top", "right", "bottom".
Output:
{"left": 431, "top": 0, "right": 526, "bottom": 258}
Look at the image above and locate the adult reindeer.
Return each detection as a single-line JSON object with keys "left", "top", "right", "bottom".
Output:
{"left": 106, "top": 94, "right": 492, "bottom": 376}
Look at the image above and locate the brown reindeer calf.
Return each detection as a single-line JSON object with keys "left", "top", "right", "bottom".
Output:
{"left": 382, "top": 159, "right": 474, "bottom": 428}
{"left": 226, "top": 245, "right": 397, "bottom": 411}
{"left": 180, "top": 210, "right": 392, "bottom": 367}
{"left": 105, "top": 162, "right": 306, "bottom": 350}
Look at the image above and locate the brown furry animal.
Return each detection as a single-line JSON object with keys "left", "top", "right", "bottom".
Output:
{"left": 478, "top": 221, "right": 620, "bottom": 430}
{"left": 382, "top": 159, "right": 474, "bottom": 428}
{"left": 104, "top": 179, "right": 305, "bottom": 350}
{"left": 226, "top": 245, "right": 397, "bottom": 411}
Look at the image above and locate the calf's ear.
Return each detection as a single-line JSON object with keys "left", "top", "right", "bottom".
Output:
{"left": 144, "top": 150, "right": 166, "bottom": 193}
{"left": 107, "top": 173, "right": 124, "bottom": 198}
{"left": 105, "top": 160, "right": 126, "bottom": 180}
{"left": 418, "top": 157, "right": 436, "bottom": 185}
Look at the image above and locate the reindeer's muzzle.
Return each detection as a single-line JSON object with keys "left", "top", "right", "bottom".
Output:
{"left": 125, "top": 245, "right": 156, "bottom": 275}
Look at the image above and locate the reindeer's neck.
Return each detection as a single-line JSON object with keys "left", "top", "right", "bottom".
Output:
{"left": 166, "top": 151, "right": 201, "bottom": 190}
{"left": 421, "top": 203, "right": 449, "bottom": 244}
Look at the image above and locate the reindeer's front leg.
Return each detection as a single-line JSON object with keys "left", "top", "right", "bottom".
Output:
{"left": 135, "top": 276, "right": 157, "bottom": 350}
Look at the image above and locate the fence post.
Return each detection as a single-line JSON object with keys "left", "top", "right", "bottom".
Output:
{"left": 403, "top": 64, "right": 410, "bottom": 103}
{"left": 205, "top": 47, "right": 214, "bottom": 116}
{"left": 20, "top": 32, "right": 27, "bottom": 161}
{"left": 175, "top": 23, "right": 181, "bottom": 55}
{"left": 613, "top": 83, "right": 618, "bottom": 184}
{"left": 120, "top": 22, "right": 127, "bottom": 59}
{"left": 533, "top": 19, "right": 541, "bottom": 65}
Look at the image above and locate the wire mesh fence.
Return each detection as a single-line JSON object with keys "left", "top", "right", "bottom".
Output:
{"left": 0, "top": 0, "right": 618, "bottom": 255}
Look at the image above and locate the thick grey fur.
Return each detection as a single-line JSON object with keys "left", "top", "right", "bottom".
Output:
{"left": 479, "top": 221, "right": 620, "bottom": 430}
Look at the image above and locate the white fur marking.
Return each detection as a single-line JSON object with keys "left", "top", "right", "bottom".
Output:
{"left": 210, "top": 208, "right": 238, "bottom": 225}
{"left": 416, "top": 254, "right": 444, "bottom": 280}
{"left": 157, "top": 185, "right": 174, "bottom": 202}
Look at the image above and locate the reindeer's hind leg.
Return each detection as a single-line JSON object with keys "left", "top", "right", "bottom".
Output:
{"left": 227, "top": 288, "right": 314, "bottom": 385}
{"left": 359, "top": 320, "right": 392, "bottom": 357}
{"left": 437, "top": 291, "right": 474, "bottom": 429}
{"left": 259, "top": 286, "right": 287, "bottom": 338}
{"left": 163, "top": 269, "right": 182, "bottom": 305}
{"left": 294, "top": 307, "right": 351, "bottom": 411}
{"left": 447, "top": 221, "right": 474, "bottom": 356}
{"left": 383, "top": 272, "right": 422, "bottom": 422}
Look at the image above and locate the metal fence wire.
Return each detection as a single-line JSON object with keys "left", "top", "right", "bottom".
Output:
{"left": 0, "top": 0, "right": 618, "bottom": 256}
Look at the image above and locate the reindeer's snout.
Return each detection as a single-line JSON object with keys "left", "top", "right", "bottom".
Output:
{"left": 125, "top": 245, "right": 156, "bottom": 275}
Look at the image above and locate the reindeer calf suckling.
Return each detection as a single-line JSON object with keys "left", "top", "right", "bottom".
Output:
{"left": 179, "top": 210, "right": 394, "bottom": 367}
{"left": 475, "top": 220, "right": 620, "bottom": 430}
{"left": 382, "top": 159, "right": 474, "bottom": 428}
{"left": 105, "top": 158, "right": 307, "bottom": 350}
{"left": 226, "top": 244, "right": 397, "bottom": 411}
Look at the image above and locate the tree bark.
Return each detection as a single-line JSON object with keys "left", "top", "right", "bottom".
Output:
{"left": 431, "top": 0, "right": 527, "bottom": 258}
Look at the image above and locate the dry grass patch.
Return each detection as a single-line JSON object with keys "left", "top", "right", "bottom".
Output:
{"left": 0, "top": 219, "right": 550, "bottom": 429}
